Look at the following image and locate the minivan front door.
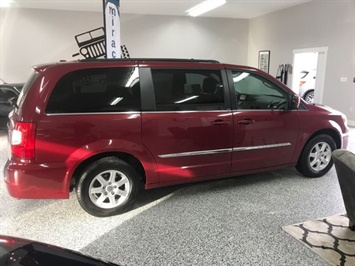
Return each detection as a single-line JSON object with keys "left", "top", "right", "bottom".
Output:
{"left": 228, "top": 70, "right": 300, "bottom": 173}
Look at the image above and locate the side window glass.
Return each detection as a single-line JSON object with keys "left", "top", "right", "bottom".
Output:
{"left": 232, "top": 71, "right": 287, "bottom": 110}
{"left": 151, "top": 69, "right": 225, "bottom": 111}
{"left": 46, "top": 67, "right": 140, "bottom": 113}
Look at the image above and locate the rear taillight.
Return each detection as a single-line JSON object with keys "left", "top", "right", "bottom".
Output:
{"left": 299, "top": 81, "right": 306, "bottom": 86}
{"left": 11, "top": 122, "right": 36, "bottom": 159}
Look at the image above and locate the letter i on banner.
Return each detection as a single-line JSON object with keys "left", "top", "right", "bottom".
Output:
{"left": 103, "top": 0, "right": 121, "bottom": 58}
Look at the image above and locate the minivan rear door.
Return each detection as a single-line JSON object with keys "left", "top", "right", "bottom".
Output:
{"left": 141, "top": 63, "right": 233, "bottom": 184}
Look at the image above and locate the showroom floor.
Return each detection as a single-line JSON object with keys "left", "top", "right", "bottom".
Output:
{"left": 0, "top": 127, "right": 354, "bottom": 265}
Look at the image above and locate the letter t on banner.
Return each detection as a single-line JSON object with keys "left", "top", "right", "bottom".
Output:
{"left": 103, "top": 0, "right": 121, "bottom": 58}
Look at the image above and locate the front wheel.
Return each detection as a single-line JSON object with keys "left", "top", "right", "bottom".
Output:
{"left": 76, "top": 157, "right": 140, "bottom": 217}
{"left": 296, "top": 134, "right": 336, "bottom": 178}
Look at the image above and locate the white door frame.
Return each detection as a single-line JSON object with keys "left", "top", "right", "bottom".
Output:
{"left": 292, "top": 47, "right": 328, "bottom": 104}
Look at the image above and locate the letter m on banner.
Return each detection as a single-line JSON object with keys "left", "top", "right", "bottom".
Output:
{"left": 103, "top": 0, "right": 120, "bottom": 58}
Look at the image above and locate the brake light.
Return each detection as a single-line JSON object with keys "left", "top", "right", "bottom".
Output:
{"left": 11, "top": 122, "right": 36, "bottom": 159}
{"left": 299, "top": 81, "right": 306, "bottom": 86}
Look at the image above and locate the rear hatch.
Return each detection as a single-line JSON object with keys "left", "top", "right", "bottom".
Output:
{"left": 7, "top": 72, "right": 39, "bottom": 160}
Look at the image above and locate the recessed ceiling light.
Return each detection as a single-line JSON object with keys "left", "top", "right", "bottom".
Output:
{"left": 186, "top": 0, "right": 226, "bottom": 17}
{"left": 0, "top": 0, "right": 13, "bottom": 8}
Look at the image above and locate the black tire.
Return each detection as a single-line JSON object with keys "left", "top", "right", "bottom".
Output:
{"left": 76, "top": 157, "right": 140, "bottom": 217}
{"left": 296, "top": 134, "right": 336, "bottom": 178}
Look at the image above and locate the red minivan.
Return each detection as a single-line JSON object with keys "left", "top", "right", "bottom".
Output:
{"left": 4, "top": 59, "right": 349, "bottom": 217}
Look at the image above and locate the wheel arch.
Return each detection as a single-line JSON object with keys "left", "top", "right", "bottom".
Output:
{"left": 302, "top": 89, "right": 314, "bottom": 99}
{"left": 297, "top": 128, "right": 341, "bottom": 163}
{"left": 307, "top": 128, "right": 341, "bottom": 149}
{"left": 70, "top": 152, "right": 146, "bottom": 191}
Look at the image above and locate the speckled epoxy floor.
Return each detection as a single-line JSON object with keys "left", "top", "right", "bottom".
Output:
{"left": 1, "top": 127, "right": 355, "bottom": 265}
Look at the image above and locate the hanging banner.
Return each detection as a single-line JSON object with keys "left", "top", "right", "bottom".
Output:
{"left": 103, "top": 0, "right": 120, "bottom": 58}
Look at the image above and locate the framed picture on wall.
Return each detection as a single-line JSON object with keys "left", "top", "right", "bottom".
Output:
{"left": 258, "top": 50, "right": 270, "bottom": 73}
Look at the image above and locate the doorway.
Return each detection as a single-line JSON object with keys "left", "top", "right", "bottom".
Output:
{"left": 292, "top": 47, "right": 328, "bottom": 104}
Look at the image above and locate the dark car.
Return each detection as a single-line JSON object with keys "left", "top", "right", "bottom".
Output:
{"left": 3, "top": 58, "right": 349, "bottom": 217}
{"left": 0, "top": 82, "right": 23, "bottom": 128}
{"left": 0, "top": 235, "right": 119, "bottom": 265}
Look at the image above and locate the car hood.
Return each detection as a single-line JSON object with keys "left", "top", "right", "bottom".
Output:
{"left": 0, "top": 83, "right": 24, "bottom": 91}
{"left": 0, "top": 235, "right": 120, "bottom": 266}
{"left": 306, "top": 103, "right": 345, "bottom": 116}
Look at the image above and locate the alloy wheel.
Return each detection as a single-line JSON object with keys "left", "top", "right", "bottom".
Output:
{"left": 88, "top": 170, "right": 131, "bottom": 209}
{"left": 308, "top": 142, "right": 332, "bottom": 171}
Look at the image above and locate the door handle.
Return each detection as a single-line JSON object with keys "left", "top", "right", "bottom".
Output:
{"left": 237, "top": 118, "right": 255, "bottom": 125}
{"left": 211, "top": 119, "right": 230, "bottom": 126}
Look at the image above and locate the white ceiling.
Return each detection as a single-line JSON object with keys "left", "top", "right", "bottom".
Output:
{"left": 10, "top": 0, "right": 312, "bottom": 19}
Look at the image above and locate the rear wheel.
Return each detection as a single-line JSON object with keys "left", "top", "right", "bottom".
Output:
{"left": 296, "top": 134, "right": 336, "bottom": 178}
{"left": 304, "top": 90, "right": 314, "bottom": 103}
{"left": 76, "top": 157, "right": 139, "bottom": 217}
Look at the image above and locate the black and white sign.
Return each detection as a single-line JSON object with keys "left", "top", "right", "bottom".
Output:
{"left": 103, "top": 0, "right": 120, "bottom": 58}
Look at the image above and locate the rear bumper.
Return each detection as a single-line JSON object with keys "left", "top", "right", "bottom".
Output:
{"left": 3, "top": 159, "right": 69, "bottom": 199}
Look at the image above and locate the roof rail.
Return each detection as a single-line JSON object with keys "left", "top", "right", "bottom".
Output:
{"left": 79, "top": 58, "right": 220, "bottom": 63}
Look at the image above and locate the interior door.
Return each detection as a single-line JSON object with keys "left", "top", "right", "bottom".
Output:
{"left": 141, "top": 67, "right": 233, "bottom": 184}
{"left": 228, "top": 70, "right": 300, "bottom": 172}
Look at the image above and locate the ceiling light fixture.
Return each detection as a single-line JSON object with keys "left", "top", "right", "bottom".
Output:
{"left": 186, "top": 0, "right": 226, "bottom": 17}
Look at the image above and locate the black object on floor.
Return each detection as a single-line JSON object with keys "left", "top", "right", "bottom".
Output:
{"left": 332, "top": 149, "right": 355, "bottom": 231}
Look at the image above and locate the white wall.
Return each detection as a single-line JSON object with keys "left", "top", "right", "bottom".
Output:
{"left": 1, "top": 3, "right": 354, "bottom": 124}
{"left": 0, "top": 8, "right": 102, "bottom": 82}
{"left": 248, "top": 0, "right": 355, "bottom": 124}
{"left": 0, "top": 9, "right": 103, "bottom": 82}
{"left": 0, "top": 8, "right": 249, "bottom": 82}
{"left": 121, "top": 14, "right": 249, "bottom": 64}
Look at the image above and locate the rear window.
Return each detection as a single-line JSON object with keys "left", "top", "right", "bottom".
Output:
{"left": 46, "top": 67, "right": 140, "bottom": 113}
{"left": 151, "top": 69, "right": 225, "bottom": 111}
{"left": 16, "top": 72, "right": 38, "bottom": 109}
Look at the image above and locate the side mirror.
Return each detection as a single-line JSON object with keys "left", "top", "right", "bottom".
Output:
{"left": 291, "top": 94, "right": 300, "bottom": 109}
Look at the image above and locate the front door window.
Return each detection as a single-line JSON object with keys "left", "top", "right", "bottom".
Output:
{"left": 232, "top": 71, "right": 287, "bottom": 110}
